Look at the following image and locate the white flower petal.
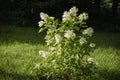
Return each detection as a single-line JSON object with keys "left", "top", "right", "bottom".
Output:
{"left": 82, "top": 27, "right": 94, "bottom": 36}
{"left": 38, "top": 21, "right": 44, "bottom": 27}
{"left": 79, "top": 12, "right": 88, "bottom": 21}
{"left": 89, "top": 43, "right": 95, "bottom": 47}
{"left": 40, "top": 12, "right": 49, "bottom": 21}
{"left": 69, "top": 6, "right": 78, "bottom": 16}
{"left": 62, "top": 11, "right": 71, "bottom": 21}
{"left": 55, "top": 34, "right": 62, "bottom": 44}
{"left": 64, "top": 30, "right": 75, "bottom": 39}
{"left": 87, "top": 57, "right": 94, "bottom": 64}
{"left": 79, "top": 37, "right": 87, "bottom": 45}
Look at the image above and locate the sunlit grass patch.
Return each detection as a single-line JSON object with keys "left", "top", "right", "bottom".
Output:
{"left": 91, "top": 32, "right": 120, "bottom": 80}
{"left": 92, "top": 47, "right": 120, "bottom": 80}
{"left": 0, "top": 42, "right": 46, "bottom": 74}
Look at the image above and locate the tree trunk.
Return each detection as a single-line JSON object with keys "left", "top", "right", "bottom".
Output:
{"left": 112, "top": 0, "right": 118, "bottom": 16}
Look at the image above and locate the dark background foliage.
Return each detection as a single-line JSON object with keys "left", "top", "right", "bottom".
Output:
{"left": 0, "top": 0, "right": 120, "bottom": 31}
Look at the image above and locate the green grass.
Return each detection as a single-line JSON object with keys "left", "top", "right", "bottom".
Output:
{"left": 0, "top": 25, "right": 46, "bottom": 80}
{"left": 0, "top": 25, "right": 120, "bottom": 80}
{"left": 92, "top": 32, "right": 120, "bottom": 80}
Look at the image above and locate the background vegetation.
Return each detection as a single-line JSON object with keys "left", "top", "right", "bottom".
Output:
{"left": 0, "top": 0, "right": 120, "bottom": 31}
{"left": 0, "top": 0, "right": 120, "bottom": 80}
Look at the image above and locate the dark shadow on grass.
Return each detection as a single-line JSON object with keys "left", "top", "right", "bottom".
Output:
{"left": 0, "top": 69, "right": 38, "bottom": 80}
{"left": 1, "top": 68, "right": 120, "bottom": 80}
{"left": 92, "top": 32, "right": 120, "bottom": 49}
{"left": 0, "top": 69, "right": 52, "bottom": 80}
{"left": 96, "top": 69, "right": 120, "bottom": 80}
{"left": 0, "top": 26, "right": 120, "bottom": 48}
{"left": 0, "top": 25, "right": 46, "bottom": 45}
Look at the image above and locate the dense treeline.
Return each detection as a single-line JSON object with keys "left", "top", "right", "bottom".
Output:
{"left": 0, "top": 0, "right": 120, "bottom": 30}
{"left": 0, "top": 0, "right": 70, "bottom": 25}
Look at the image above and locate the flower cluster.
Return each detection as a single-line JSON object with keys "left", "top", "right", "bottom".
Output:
{"left": 82, "top": 27, "right": 94, "bottom": 36}
{"left": 36, "top": 6, "right": 96, "bottom": 80}
{"left": 64, "top": 30, "right": 75, "bottom": 39}
{"left": 62, "top": 6, "right": 78, "bottom": 21}
{"left": 79, "top": 12, "right": 89, "bottom": 21}
{"left": 55, "top": 34, "right": 62, "bottom": 44}
{"left": 79, "top": 37, "right": 87, "bottom": 45}
{"left": 38, "top": 12, "right": 54, "bottom": 27}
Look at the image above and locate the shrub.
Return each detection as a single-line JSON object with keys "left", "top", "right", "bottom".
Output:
{"left": 35, "top": 6, "right": 97, "bottom": 80}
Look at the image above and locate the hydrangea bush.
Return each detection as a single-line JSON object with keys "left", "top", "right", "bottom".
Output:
{"left": 36, "top": 6, "right": 97, "bottom": 80}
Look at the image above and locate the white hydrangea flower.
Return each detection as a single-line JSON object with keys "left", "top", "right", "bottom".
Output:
{"left": 64, "top": 30, "right": 75, "bottom": 39}
{"left": 40, "top": 12, "right": 49, "bottom": 21}
{"left": 38, "top": 21, "right": 44, "bottom": 27}
{"left": 79, "top": 12, "right": 88, "bottom": 21}
{"left": 87, "top": 57, "right": 94, "bottom": 64}
{"left": 82, "top": 12, "right": 88, "bottom": 20}
{"left": 82, "top": 27, "right": 94, "bottom": 36}
{"left": 89, "top": 43, "right": 96, "bottom": 48}
{"left": 78, "top": 14, "right": 83, "bottom": 21}
{"left": 39, "top": 50, "right": 48, "bottom": 58}
{"left": 55, "top": 34, "right": 62, "bottom": 44}
{"left": 69, "top": 6, "right": 78, "bottom": 16}
{"left": 79, "top": 37, "right": 87, "bottom": 45}
{"left": 62, "top": 11, "right": 71, "bottom": 21}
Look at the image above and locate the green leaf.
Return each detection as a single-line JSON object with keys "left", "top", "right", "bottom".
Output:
{"left": 39, "top": 28, "right": 45, "bottom": 33}
{"left": 74, "top": 26, "right": 80, "bottom": 31}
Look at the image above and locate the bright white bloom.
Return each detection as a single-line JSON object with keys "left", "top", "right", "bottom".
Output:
{"left": 89, "top": 43, "right": 96, "bottom": 47}
{"left": 78, "top": 14, "right": 83, "bottom": 21}
{"left": 40, "top": 12, "right": 49, "bottom": 21}
{"left": 82, "top": 12, "right": 88, "bottom": 20}
{"left": 82, "top": 27, "right": 94, "bottom": 36}
{"left": 38, "top": 21, "right": 44, "bottom": 27}
{"left": 79, "top": 12, "right": 88, "bottom": 21}
{"left": 39, "top": 50, "right": 48, "bottom": 58}
{"left": 87, "top": 57, "right": 94, "bottom": 64}
{"left": 64, "top": 30, "right": 75, "bottom": 39}
{"left": 62, "top": 11, "right": 71, "bottom": 21}
{"left": 55, "top": 34, "right": 62, "bottom": 44}
{"left": 79, "top": 37, "right": 87, "bottom": 45}
{"left": 69, "top": 6, "right": 78, "bottom": 16}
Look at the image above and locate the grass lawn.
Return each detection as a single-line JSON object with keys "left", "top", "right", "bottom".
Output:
{"left": 0, "top": 25, "right": 120, "bottom": 80}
